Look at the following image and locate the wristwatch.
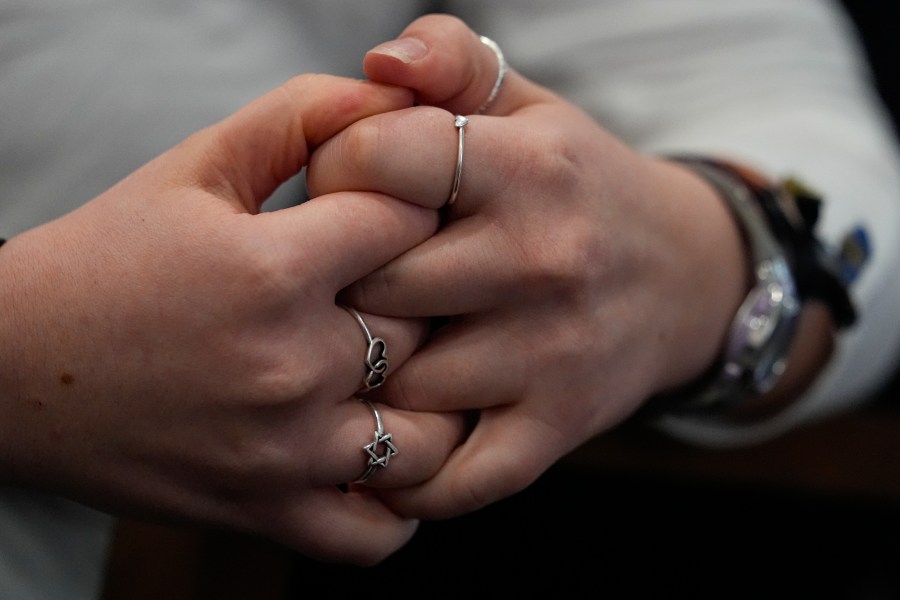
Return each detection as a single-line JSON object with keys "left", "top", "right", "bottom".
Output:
{"left": 671, "top": 159, "right": 802, "bottom": 411}
{"left": 638, "top": 155, "right": 860, "bottom": 417}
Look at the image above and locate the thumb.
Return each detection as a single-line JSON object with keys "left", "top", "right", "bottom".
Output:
{"left": 363, "top": 14, "right": 552, "bottom": 116}
{"left": 165, "top": 75, "right": 413, "bottom": 213}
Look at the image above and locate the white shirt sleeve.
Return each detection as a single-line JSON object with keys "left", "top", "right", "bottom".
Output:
{"left": 455, "top": 0, "right": 900, "bottom": 446}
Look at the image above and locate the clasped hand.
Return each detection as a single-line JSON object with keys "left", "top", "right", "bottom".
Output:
{"left": 0, "top": 14, "right": 747, "bottom": 565}
{"left": 310, "top": 15, "right": 748, "bottom": 519}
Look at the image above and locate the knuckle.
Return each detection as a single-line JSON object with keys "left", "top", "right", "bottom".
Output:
{"left": 340, "top": 117, "right": 383, "bottom": 175}
{"left": 215, "top": 237, "right": 327, "bottom": 405}
{"left": 518, "top": 128, "right": 582, "bottom": 193}
{"left": 516, "top": 218, "right": 605, "bottom": 303}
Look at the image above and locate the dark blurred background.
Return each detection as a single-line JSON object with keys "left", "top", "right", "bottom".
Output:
{"left": 842, "top": 3, "right": 900, "bottom": 137}
{"left": 103, "top": 4, "right": 900, "bottom": 599}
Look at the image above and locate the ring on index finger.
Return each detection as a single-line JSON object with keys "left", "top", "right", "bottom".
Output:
{"left": 446, "top": 114, "right": 468, "bottom": 206}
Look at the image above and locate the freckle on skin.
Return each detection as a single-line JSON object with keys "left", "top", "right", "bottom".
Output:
{"left": 60, "top": 372, "right": 75, "bottom": 385}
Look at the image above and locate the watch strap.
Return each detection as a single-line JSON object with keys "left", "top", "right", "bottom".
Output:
{"left": 640, "top": 155, "right": 861, "bottom": 417}
{"left": 688, "top": 158, "right": 858, "bottom": 328}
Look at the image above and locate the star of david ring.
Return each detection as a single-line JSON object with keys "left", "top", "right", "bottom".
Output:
{"left": 446, "top": 114, "right": 468, "bottom": 206}
{"left": 341, "top": 305, "right": 388, "bottom": 391}
{"left": 476, "top": 35, "right": 507, "bottom": 114}
{"left": 354, "top": 399, "right": 398, "bottom": 484}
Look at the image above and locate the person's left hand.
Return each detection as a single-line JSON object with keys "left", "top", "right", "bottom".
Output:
{"left": 307, "top": 15, "right": 747, "bottom": 518}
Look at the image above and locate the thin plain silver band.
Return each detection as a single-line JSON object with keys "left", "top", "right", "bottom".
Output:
{"left": 346, "top": 305, "right": 374, "bottom": 343}
{"left": 447, "top": 114, "right": 468, "bottom": 206}
{"left": 476, "top": 35, "right": 507, "bottom": 114}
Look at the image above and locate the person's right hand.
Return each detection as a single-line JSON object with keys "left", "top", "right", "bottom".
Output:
{"left": 307, "top": 15, "right": 749, "bottom": 520}
{"left": 0, "top": 74, "right": 465, "bottom": 565}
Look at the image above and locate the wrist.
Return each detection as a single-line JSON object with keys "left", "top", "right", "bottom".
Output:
{"left": 641, "top": 155, "right": 862, "bottom": 420}
{"left": 638, "top": 157, "right": 749, "bottom": 394}
{"left": 0, "top": 233, "right": 76, "bottom": 487}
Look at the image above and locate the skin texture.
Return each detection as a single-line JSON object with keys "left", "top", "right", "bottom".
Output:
{"left": 0, "top": 12, "right": 838, "bottom": 566}
{"left": 0, "top": 74, "right": 467, "bottom": 565}
{"left": 308, "top": 14, "right": 833, "bottom": 519}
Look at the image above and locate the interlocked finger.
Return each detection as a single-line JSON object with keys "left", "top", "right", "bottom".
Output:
{"left": 308, "top": 106, "right": 518, "bottom": 212}
{"left": 322, "top": 397, "right": 466, "bottom": 490}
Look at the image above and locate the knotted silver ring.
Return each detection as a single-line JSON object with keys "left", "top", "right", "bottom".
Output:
{"left": 341, "top": 305, "right": 388, "bottom": 391}
{"left": 354, "top": 399, "right": 398, "bottom": 484}
{"left": 476, "top": 35, "right": 507, "bottom": 114}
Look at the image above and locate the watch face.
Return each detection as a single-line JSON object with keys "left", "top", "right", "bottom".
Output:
{"left": 743, "top": 258, "right": 801, "bottom": 392}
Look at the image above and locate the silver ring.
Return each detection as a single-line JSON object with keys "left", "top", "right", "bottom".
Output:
{"left": 354, "top": 399, "right": 398, "bottom": 484}
{"left": 341, "top": 305, "right": 388, "bottom": 391}
{"left": 446, "top": 114, "right": 468, "bottom": 206}
{"left": 475, "top": 35, "right": 507, "bottom": 114}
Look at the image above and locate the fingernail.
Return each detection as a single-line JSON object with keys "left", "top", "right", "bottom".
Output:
{"left": 368, "top": 37, "right": 428, "bottom": 64}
